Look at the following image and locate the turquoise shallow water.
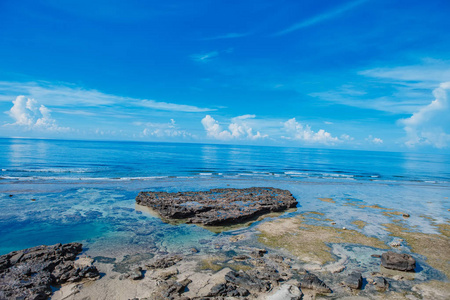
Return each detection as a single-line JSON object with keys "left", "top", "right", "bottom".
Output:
{"left": 0, "top": 138, "right": 449, "bottom": 283}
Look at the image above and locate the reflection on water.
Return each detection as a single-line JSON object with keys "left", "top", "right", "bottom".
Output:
{"left": 1, "top": 138, "right": 450, "bottom": 182}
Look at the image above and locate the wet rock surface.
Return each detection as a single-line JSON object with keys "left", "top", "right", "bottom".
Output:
{"left": 381, "top": 251, "right": 416, "bottom": 271}
{"left": 0, "top": 243, "right": 99, "bottom": 300}
{"left": 135, "top": 187, "right": 298, "bottom": 226}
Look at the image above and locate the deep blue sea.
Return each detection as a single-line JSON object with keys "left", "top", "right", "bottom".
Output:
{"left": 0, "top": 137, "right": 449, "bottom": 267}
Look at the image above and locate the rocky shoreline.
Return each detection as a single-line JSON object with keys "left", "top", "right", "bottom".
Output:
{"left": 1, "top": 187, "right": 447, "bottom": 299}
{"left": 135, "top": 187, "right": 297, "bottom": 226}
{"left": 0, "top": 241, "right": 421, "bottom": 300}
{"left": 0, "top": 243, "right": 99, "bottom": 300}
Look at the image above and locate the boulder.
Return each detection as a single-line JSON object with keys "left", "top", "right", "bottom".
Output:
{"left": 381, "top": 251, "right": 416, "bottom": 271}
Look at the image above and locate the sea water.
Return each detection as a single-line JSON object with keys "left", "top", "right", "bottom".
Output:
{"left": 0, "top": 138, "right": 449, "bottom": 275}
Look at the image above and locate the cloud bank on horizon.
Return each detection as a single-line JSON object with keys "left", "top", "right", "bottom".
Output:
{"left": 0, "top": 0, "right": 449, "bottom": 152}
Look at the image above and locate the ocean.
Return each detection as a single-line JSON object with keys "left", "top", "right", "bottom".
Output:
{"left": 0, "top": 138, "right": 449, "bottom": 280}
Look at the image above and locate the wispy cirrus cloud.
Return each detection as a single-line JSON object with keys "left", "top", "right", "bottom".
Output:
{"left": 0, "top": 81, "right": 215, "bottom": 113}
{"left": 190, "top": 51, "right": 219, "bottom": 63}
{"left": 200, "top": 32, "right": 251, "bottom": 41}
{"left": 274, "top": 0, "right": 368, "bottom": 36}
{"left": 310, "top": 59, "right": 450, "bottom": 114}
{"left": 139, "top": 100, "right": 214, "bottom": 112}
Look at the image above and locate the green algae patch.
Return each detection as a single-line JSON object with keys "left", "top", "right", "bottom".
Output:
{"left": 302, "top": 211, "right": 325, "bottom": 216}
{"left": 382, "top": 211, "right": 407, "bottom": 218}
{"left": 318, "top": 197, "right": 335, "bottom": 203}
{"left": 257, "top": 216, "right": 388, "bottom": 265}
{"left": 352, "top": 220, "right": 366, "bottom": 229}
{"left": 383, "top": 222, "right": 450, "bottom": 278}
{"left": 198, "top": 256, "right": 253, "bottom": 272}
{"left": 198, "top": 256, "right": 226, "bottom": 272}
{"left": 358, "top": 204, "right": 393, "bottom": 210}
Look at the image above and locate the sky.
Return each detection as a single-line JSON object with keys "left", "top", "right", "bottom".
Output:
{"left": 0, "top": 0, "right": 449, "bottom": 152}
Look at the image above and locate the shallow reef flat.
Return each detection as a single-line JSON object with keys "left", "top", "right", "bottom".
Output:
{"left": 1, "top": 179, "right": 448, "bottom": 299}
{"left": 257, "top": 198, "right": 450, "bottom": 299}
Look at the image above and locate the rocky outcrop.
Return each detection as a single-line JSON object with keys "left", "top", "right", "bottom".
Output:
{"left": 0, "top": 243, "right": 99, "bottom": 300}
{"left": 208, "top": 265, "right": 283, "bottom": 298}
{"left": 136, "top": 187, "right": 297, "bottom": 226}
{"left": 381, "top": 251, "right": 416, "bottom": 271}
{"left": 298, "top": 273, "right": 331, "bottom": 293}
{"left": 146, "top": 255, "right": 182, "bottom": 269}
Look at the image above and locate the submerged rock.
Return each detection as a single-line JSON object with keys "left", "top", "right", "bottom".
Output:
{"left": 381, "top": 251, "right": 416, "bottom": 271}
{"left": 0, "top": 243, "right": 99, "bottom": 300}
{"left": 135, "top": 187, "right": 297, "bottom": 226}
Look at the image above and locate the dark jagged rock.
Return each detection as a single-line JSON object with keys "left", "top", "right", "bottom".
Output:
{"left": 150, "top": 278, "right": 192, "bottom": 299}
{"left": 381, "top": 251, "right": 416, "bottom": 272}
{"left": 342, "top": 272, "right": 362, "bottom": 289}
{"left": 0, "top": 243, "right": 99, "bottom": 300}
{"left": 136, "top": 187, "right": 297, "bottom": 226}
{"left": 298, "top": 273, "right": 331, "bottom": 293}
{"left": 146, "top": 255, "right": 182, "bottom": 269}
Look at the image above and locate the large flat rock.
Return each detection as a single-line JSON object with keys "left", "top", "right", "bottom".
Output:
{"left": 136, "top": 187, "right": 298, "bottom": 226}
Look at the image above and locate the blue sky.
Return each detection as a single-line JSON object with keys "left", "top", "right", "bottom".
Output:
{"left": 0, "top": 0, "right": 449, "bottom": 152}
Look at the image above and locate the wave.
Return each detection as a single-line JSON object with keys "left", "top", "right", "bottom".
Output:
{"left": 0, "top": 171, "right": 448, "bottom": 185}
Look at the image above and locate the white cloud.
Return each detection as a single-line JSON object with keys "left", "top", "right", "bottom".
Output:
{"left": 201, "top": 115, "right": 268, "bottom": 141}
{"left": 5, "top": 96, "right": 70, "bottom": 132}
{"left": 340, "top": 134, "right": 354, "bottom": 141}
{"left": 365, "top": 135, "right": 383, "bottom": 144}
{"left": 282, "top": 118, "right": 340, "bottom": 145}
{"left": 274, "top": 0, "right": 368, "bottom": 35}
{"left": 140, "top": 119, "right": 194, "bottom": 138}
{"left": 399, "top": 82, "right": 450, "bottom": 149}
